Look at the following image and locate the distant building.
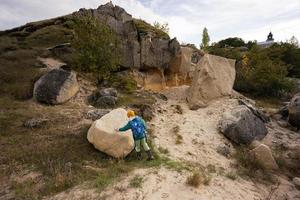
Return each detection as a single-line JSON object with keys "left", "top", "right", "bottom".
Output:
{"left": 258, "top": 32, "right": 275, "bottom": 48}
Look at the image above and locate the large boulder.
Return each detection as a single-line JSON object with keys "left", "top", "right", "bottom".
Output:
{"left": 219, "top": 105, "right": 268, "bottom": 145}
{"left": 33, "top": 69, "right": 79, "bottom": 104}
{"left": 187, "top": 54, "right": 236, "bottom": 108}
{"left": 288, "top": 93, "right": 300, "bottom": 128}
{"left": 87, "top": 108, "right": 134, "bottom": 158}
{"left": 249, "top": 143, "right": 278, "bottom": 170}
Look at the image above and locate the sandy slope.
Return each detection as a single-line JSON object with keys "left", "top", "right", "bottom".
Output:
{"left": 48, "top": 95, "right": 300, "bottom": 200}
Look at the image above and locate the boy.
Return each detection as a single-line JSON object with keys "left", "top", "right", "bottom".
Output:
{"left": 116, "top": 110, "right": 154, "bottom": 160}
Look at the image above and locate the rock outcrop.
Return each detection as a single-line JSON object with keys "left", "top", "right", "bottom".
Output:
{"left": 75, "top": 2, "right": 180, "bottom": 70}
{"left": 288, "top": 93, "right": 300, "bottom": 128}
{"left": 33, "top": 69, "right": 79, "bottom": 104}
{"left": 87, "top": 108, "right": 134, "bottom": 158}
{"left": 187, "top": 54, "right": 236, "bottom": 109}
{"left": 219, "top": 105, "right": 268, "bottom": 145}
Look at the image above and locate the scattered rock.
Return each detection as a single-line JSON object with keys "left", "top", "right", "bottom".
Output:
{"left": 33, "top": 69, "right": 79, "bottom": 105}
{"left": 95, "top": 96, "right": 117, "bottom": 108}
{"left": 277, "top": 120, "right": 289, "bottom": 128}
{"left": 87, "top": 108, "right": 134, "bottom": 158}
{"left": 99, "top": 88, "right": 117, "bottom": 97}
{"left": 277, "top": 105, "right": 289, "bottom": 120}
{"left": 238, "top": 99, "right": 270, "bottom": 123}
{"left": 23, "top": 118, "right": 48, "bottom": 128}
{"left": 288, "top": 93, "right": 300, "bottom": 128}
{"left": 89, "top": 88, "right": 118, "bottom": 108}
{"left": 216, "top": 145, "right": 231, "bottom": 157}
{"left": 249, "top": 144, "right": 279, "bottom": 170}
{"left": 293, "top": 177, "right": 300, "bottom": 189}
{"left": 219, "top": 105, "right": 268, "bottom": 145}
{"left": 86, "top": 109, "right": 111, "bottom": 121}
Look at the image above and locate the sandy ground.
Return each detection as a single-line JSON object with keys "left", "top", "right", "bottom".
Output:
{"left": 47, "top": 92, "right": 300, "bottom": 200}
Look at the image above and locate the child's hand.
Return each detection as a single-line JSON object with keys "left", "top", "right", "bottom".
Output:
{"left": 114, "top": 128, "right": 119, "bottom": 132}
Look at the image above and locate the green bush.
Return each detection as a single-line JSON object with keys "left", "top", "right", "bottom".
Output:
{"left": 235, "top": 47, "right": 295, "bottom": 96}
{"left": 72, "top": 14, "right": 121, "bottom": 81}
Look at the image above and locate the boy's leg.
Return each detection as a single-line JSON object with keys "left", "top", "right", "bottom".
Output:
{"left": 141, "top": 138, "right": 150, "bottom": 151}
{"left": 135, "top": 139, "right": 142, "bottom": 160}
{"left": 141, "top": 138, "right": 154, "bottom": 160}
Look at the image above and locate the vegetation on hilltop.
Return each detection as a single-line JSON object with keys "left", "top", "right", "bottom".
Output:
{"left": 208, "top": 37, "right": 300, "bottom": 97}
{"left": 134, "top": 19, "right": 170, "bottom": 39}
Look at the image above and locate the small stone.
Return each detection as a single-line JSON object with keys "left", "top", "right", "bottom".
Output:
{"left": 86, "top": 109, "right": 110, "bottom": 121}
{"left": 216, "top": 145, "right": 231, "bottom": 157}
{"left": 23, "top": 118, "right": 48, "bottom": 128}
{"left": 293, "top": 177, "right": 300, "bottom": 189}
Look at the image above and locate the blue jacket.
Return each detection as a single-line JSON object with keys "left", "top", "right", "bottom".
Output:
{"left": 119, "top": 116, "right": 147, "bottom": 140}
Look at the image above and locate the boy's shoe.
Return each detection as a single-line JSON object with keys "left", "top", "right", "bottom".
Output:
{"left": 146, "top": 150, "right": 154, "bottom": 161}
{"left": 137, "top": 152, "right": 142, "bottom": 160}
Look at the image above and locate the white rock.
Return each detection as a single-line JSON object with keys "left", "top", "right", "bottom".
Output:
{"left": 87, "top": 108, "right": 134, "bottom": 158}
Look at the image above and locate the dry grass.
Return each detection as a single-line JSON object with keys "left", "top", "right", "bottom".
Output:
{"left": 129, "top": 175, "right": 144, "bottom": 188}
{"left": 186, "top": 172, "right": 202, "bottom": 187}
{"left": 233, "top": 145, "right": 276, "bottom": 184}
{"left": 171, "top": 125, "right": 183, "bottom": 145}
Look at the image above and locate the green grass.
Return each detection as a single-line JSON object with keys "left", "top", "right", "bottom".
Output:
{"left": 225, "top": 171, "right": 238, "bottom": 180}
{"left": 133, "top": 19, "right": 170, "bottom": 39}
{"left": 129, "top": 175, "right": 144, "bottom": 188}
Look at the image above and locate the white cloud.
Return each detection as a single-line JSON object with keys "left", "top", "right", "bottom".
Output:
{"left": 0, "top": 0, "right": 299, "bottom": 45}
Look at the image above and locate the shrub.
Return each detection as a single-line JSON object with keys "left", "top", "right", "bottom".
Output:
{"left": 234, "top": 47, "right": 295, "bottom": 96}
{"left": 72, "top": 14, "right": 121, "bottom": 81}
{"left": 186, "top": 172, "right": 202, "bottom": 187}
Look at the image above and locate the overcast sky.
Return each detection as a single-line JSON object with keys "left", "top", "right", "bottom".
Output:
{"left": 1, "top": 0, "right": 299, "bottom": 45}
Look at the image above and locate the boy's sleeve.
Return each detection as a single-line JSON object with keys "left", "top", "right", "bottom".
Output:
{"left": 119, "top": 122, "right": 131, "bottom": 132}
{"left": 141, "top": 119, "right": 147, "bottom": 129}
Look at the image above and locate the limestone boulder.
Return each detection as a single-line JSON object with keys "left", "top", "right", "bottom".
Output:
{"left": 187, "top": 54, "right": 236, "bottom": 108}
{"left": 249, "top": 144, "right": 279, "bottom": 170}
{"left": 219, "top": 105, "right": 268, "bottom": 145}
{"left": 87, "top": 108, "right": 134, "bottom": 158}
{"left": 288, "top": 93, "right": 300, "bottom": 128}
{"left": 33, "top": 69, "right": 79, "bottom": 104}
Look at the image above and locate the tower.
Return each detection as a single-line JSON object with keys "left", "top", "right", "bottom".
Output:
{"left": 267, "top": 32, "right": 274, "bottom": 42}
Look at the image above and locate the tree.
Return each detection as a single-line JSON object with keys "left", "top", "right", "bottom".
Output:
{"left": 153, "top": 21, "right": 169, "bottom": 34}
{"left": 200, "top": 27, "right": 210, "bottom": 50}
{"left": 289, "top": 36, "right": 299, "bottom": 48}
{"left": 217, "top": 37, "right": 245, "bottom": 48}
{"left": 72, "top": 14, "right": 120, "bottom": 81}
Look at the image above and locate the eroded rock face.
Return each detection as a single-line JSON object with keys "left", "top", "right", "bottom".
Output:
{"left": 33, "top": 69, "right": 79, "bottom": 104}
{"left": 75, "top": 2, "right": 180, "bottom": 70}
{"left": 87, "top": 108, "right": 134, "bottom": 158}
{"left": 288, "top": 93, "right": 300, "bottom": 128}
{"left": 219, "top": 105, "right": 268, "bottom": 145}
{"left": 187, "top": 54, "right": 236, "bottom": 109}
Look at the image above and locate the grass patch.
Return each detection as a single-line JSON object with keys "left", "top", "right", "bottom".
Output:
{"left": 129, "top": 175, "right": 144, "bottom": 188}
{"left": 133, "top": 19, "right": 169, "bottom": 39}
{"left": 186, "top": 172, "right": 202, "bottom": 187}
{"left": 225, "top": 171, "right": 238, "bottom": 180}
{"left": 158, "top": 147, "right": 169, "bottom": 154}
{"left": 233, "top": 145, "right": 276, "bottom": 183}
{"left": 171, "top": 125, "right": 183, "bottom": 145}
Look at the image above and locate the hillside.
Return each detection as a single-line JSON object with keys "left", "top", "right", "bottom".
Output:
{"left": 1, "top": 2, "right": 300, "bottom": 200}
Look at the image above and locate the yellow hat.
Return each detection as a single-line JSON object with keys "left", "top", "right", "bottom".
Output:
{"left": 127, "top": 110, "right": 135, "bottom": 118}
